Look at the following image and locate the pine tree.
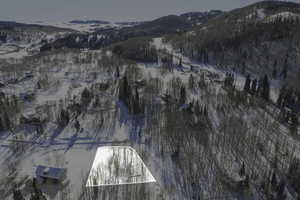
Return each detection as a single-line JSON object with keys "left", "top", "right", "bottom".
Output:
{"left": 133, "top": 87, "right": 140, "bottom": 114}
{"left": 93, "top": 95, "right": 100, "bottom": 107}
{"left": 244, "top": 175, "right": 249, "bottom": 188}
{"left": 188, "top": 74, "right": 195, "bottom": 90}
{"left": 239, "top": 162, "right": 246, "bottom": 177}
{"left": 13, "top": 189, "right": 25, "bottom": 200}
{"left": 277, "top": 180, "right": 286, "bottom": 200}
{"left": 194, "top": 101, "right": 200, "bottom": 116}
{"left": 262, "top": 75, "right": 270, "bottom": 101}
{"left": 116, "top": 66, "right": 120, "bottom": 78}
{"left": 283, "top": 88, "right": 293, "bottom": 108}
{"left": 179, "top": 58, "right": 182, "bottom": 67}
{"left": 272, "top": 60, "right": 278, "bottom": 78}
{"left": 251, "top": 79, "right": 257, "bottom": 95}
{"left": 179, "top": 86, "right": 186, "bottom": 105}
{"left": 257, "top": 77, "right": 263, "bottom": 97}
{"left": 74, "top": 119, "right": 80, "bottom": 133}
{"left": 4, "top": 111, "right": 10, "bottom": 130}
{"left": 0, "top": 117, "right": 4, "bottom": 131}
{"left": 119, "top": 76, "right": 132, "bottom": 105}
{"left": 58, "top": 109, "right": 69, "bottom": 128}
{"left": 277, "top": 88, "right": 285, "bottom": 108}
{"left": 204, "top": 106, "right": 208, "bottom": 117}
{"left": 271, "top": 172, "right": 277, "bottom": 190}
{"left": 291, "top": 113, "right": 299, "bottom": 134}
{"left": 243, "top": 75, "right": 251, "bottom": 93}
{"left": 30, "top": 178, "right": 47, "bottom": 200}
{"left": 81, "top": 88, "right": 93, "bottom": 105}
{"left": 282, "top": 55, "right": 289, "bottom": 79}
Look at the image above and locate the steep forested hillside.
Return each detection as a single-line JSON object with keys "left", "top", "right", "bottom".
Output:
{"left": 166, "top": 1, "right": 300, "bottom": 85}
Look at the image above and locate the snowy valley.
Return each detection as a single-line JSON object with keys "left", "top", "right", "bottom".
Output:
{"left": 0, "top": 1, "right": 300, "bottom": 200}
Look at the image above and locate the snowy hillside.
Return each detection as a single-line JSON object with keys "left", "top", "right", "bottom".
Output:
{"left": 264, "top": 11, "right": 300, "bottom": 23}
{"left": 0, "top": 1, "right": 300, "bottom": 200}
{"left": 0, "top": 33, "right": 299, "bottom": 199}
{"left": 0, "top": 22, "right": 72, "bottom": 59}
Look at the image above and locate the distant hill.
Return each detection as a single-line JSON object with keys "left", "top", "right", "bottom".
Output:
{"left": 165, "top": 1, "right": 300, "bottom": 81}
{"left": 129, "top": 15, "right": 192, "bottom": 35}
{"left": 180, "top": 10, "right": 223, "bottom": 25}
{"left": 206, "top": 0, "right": 300, "bottom": 25}
{"left": 40, "top": 14, "right": 194, "bottom": 51}
{"left": 0, "top": 21, "right": 72, "bottom": 32}
{"left": 0, "top": 20, "right": 73, "bottom": 58}
{"left": 69, "top": 20, "right": 110, "bottom": 25}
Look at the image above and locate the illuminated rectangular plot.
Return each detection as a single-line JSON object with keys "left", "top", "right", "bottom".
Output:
{"left": 86, "top": 146, "right": 156, "bottom": 187}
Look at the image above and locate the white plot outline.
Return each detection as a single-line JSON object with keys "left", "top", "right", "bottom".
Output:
{"left": 86, "top": 146, "right": 156, "bottom": 187}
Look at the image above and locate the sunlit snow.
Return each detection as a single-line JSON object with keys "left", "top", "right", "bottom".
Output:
{"left": 86, "top": 146, "right": 156, "bottom": 187}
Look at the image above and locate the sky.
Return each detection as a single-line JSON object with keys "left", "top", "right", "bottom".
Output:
{"left": 1, "top": 0, "right": 300, "bottom": 22}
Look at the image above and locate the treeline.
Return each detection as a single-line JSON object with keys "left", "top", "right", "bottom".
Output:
{"left": 112, "top": 38, "right": 158, "bottom": 63}
{"left": 166, "top": 14, "right": 300, "bottom": 76}
{"left": 0, "top": 93, "right": 19, "bottom": 132}
{"left": 277, "top": 85, "right": 300, "bottom": 133}
{"left": 243, "top": 74, "right": 271, "bottom": 101}
{"left": 40, "top": 15, "right": 192, "bottom": 52}
{"left": 119, "top": 76, "right": 145, "bottom": 115}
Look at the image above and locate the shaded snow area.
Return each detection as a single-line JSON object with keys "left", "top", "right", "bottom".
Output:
{"left": 0, "top": 37, "right": 299, "bottom": 200}
{"left": 257, "top": 8, "right": 266, "bottom": 20}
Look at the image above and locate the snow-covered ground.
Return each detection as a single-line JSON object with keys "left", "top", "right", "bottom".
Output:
{"left": 21, "top": 21, "right": 134, "bottom": 33}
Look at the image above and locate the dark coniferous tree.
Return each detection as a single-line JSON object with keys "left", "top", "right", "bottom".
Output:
{"left": 262, "top": 75, "right": 270, "bottom": 101}
{"left": 0, "top": 117, "right": 4, "bottom": 131}
{"left": 251, "top": 79, "right": 257, "bottom": 95}
{"left": 13, "top": 189, "right": 25, "bottom": 200}
{"left": 58, "top": 109, "right": 70, "bottom": 128}
{"left": 282, "top": 55, "right": 289, "bottom": 79}
{"left": 290, "top": 113, "right": 299, "bottom": 134}
{"left": 272, "top": 60, "right": 278, "bottom": 79}
{"left": 277, "top": 180, "right": 286, "bottom": 200}
{"left": 74, "top": 119, "right": 80, "bottom": 133}
{"left": 256, "top": 78, "right": 263, "bottom": 97}
{"left": 277, "top": 87, "right": 285, "bottom": 108}
{"left": 133, "top": 87, "right": 140, "bottom": 114}
{"left": 116, "top": 66, "right": 120, "bottom": 78}
{"left": 239, "top": 162, "right": 246, "bottom": 177}
{"left": 271, "top": 172, "right": 277, "bottom": 190}
{"left": 179, "top": 86, "right": 187, "bottom": 105}
{"left": 81, "top": 88, "right": 93, "bottom": 105}
{"left": 119, "top": 76, "right": 132, "bottom": 106}
{"left": 30, "top": 178, "right": 47, "bottom": 200}
{"left": 194, "top": 101, "right": 200, "bottom": 116}
{"left": 188, "top": 74, "right": 195, "bottom": 90}
{"left": 4, "top": 111, "right": 10, "bottom": 130}
{"left": 243, "top": 75, "right": 251, "bottom": 93}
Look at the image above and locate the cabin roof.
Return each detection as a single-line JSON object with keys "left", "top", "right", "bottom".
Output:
{"left": 36, "top": 165, "right": 65, "bottom": 180}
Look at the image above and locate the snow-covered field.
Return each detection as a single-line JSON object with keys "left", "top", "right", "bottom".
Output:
{"left": 21, "top": 21, "right": 134, "bottom": 33}
{"left": 0, "top": 31, "right": 69, "bottom": 59}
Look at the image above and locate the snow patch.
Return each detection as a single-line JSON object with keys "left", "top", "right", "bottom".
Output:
{"left": 86, "top": 146, "right": 156, "bottom": 186}
{"left": 265, "top": 11, "right": 300, "bottom": 23}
